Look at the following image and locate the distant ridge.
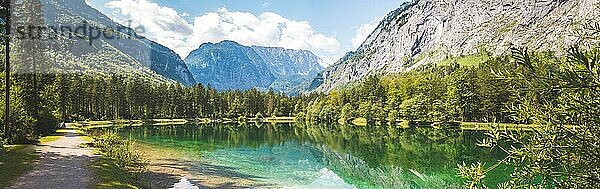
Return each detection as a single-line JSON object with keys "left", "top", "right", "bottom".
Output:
{"left": 184, "top": 40, "right": 324, "bottom": 93}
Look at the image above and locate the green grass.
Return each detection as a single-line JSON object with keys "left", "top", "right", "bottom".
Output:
{"left": 352, "top": 118, "right": 368, "bottom": 126}
{"left": 460, "top": 122, "right": 540, "bottom": 131}
{"left": 81, "top": 136, "right": 94, "bottom": 143}
{"left": 85, "top": 121, "right": 115, "bottom": 126}
{"left": 56, "top": 129, "right": 85, "bottom": 135}
{"left": 438, "top": 53, "right": 489, "bottom": 67}
{"left": 38, "top": 128, "right": 86, "bottom": 144}
{"left": 0, "top": 145, "right": 39, "bottom": 187}
{"left": 143, "top": 119, "right": 187, "bottom": 123}
{"left": 263, "top": 117, "right": 296, "bottom": 124}
{"left": 91, "top": 157, "right": 141, "bottom": 189}
{"left": 38, "top": 136, "right": 62, "bottom": 143}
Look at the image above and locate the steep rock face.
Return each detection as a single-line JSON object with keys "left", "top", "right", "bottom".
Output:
{"left": 185, "top": 41, "right": 275, "bottom": 90}
{"left": 251, "top": 46, "right": 324, "bottom": 92}
{"left": 185, "top": 41, "right": 324, "bottom": 92}
{"left": 314, "top": 0, "right": 600, "bottom": 92}
{"left": 23, "top": 0, "right": 196, "bottom": 85}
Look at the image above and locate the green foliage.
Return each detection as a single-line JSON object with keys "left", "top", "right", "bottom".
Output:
{"left": 302, "top": 45, "right": 600, "bottom": 187}
{"left": 438, "top": 52, "right": 490, "bottom": 68}
{"left": 340, "top": 103, "right": 355, "bottom": 123}
{"left": 301, "top": 44, "right": 600, "bottom": 187}
{"left": 92, "top": 132, "right": 147, "bottom": 173}
{"left": 461, "top": 46, "right": 600, "bottom": 188}
{"left": 457, "top": 162, "right": 488, "bottom": 189}
{"left": 0, "top": 78, "right": 37, "bottom": 143}
{"left": 399, "top": 95, "right": 428, "bottom": 121}
{"left": 303, "top": 56, "right": 519, "bottom": 124}
{"left": 91, "top": 132, "right": 148, "bottom": 187}
{"left": 0, "top": 71, "right": 307, "bottom": 146}
{"left": 49, "top": 75, "right": 301, "bottom": 120}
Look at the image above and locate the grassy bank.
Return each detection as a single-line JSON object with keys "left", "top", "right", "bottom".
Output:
{"left": 459, "top": 122, "right": 540, "bottom": 131}
{"left": 77, "top": 117, "right": 299, "bottom": 128}
{"left": 76, "top": 117, "right": 549, "bottom": 132}
{"left": 0, "top": 145, "right": 39, "bottom": 187}
{"left": 90, "top": 132, "right": 148, "bottom": 189}
{"left": 92, "top": 157, "right": 142, "bottom": 189}
{"left": 340, "top": 117, "right": 549, "bottom": 131}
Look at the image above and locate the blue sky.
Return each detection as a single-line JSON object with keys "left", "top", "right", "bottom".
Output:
{"left": 88, "top": 0, "right": 406, "bottom": 66}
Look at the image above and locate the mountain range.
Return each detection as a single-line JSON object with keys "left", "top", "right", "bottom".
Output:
{"left": 25, "top": 0, "right": 600, "bottom": 94}
{"left": 29, "top": 0, "right": 196, "bottom": 85}
{"left": 24, "top": 0, "right": 323, "bottom": 92}
{"left": 309, "top": 0, "right": 600, "bottom": 92}
{"left": 184, "top": 41, "right": 323, "bottom": 93}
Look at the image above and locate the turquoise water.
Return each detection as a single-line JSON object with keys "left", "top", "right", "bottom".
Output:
{"left": 110, "top": 123, "right": 510, "bottom": 188}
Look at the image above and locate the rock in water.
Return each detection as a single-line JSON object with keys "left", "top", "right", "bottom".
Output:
{"left": 170, "top": 177, "right": 199, "bottom": 189}
{"left": 282, "top": 168, "right": 357, "bottom": 189}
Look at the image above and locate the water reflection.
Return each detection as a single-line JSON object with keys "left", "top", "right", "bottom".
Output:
{"left": 102, "top": 123, "right": 508, "bottom": 188}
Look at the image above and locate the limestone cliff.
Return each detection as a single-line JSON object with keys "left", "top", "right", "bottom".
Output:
{"left": 313, "top": 0, "right": 600, "bottom": 92}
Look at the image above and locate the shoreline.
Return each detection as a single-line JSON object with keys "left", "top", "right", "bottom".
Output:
{"left": 76, "top": 117, "right": 551, "bottom": 132}
{"left": 86, "top": 121, "right": 523, "bottom": 188}
{"left": 77, "top": 117, "right": 298, "bottom": 128}
{"left": 135, "top": 141, "right": 274, "bottom": 188}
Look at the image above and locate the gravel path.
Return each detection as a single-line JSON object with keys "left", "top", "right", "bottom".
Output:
{"left": 8, "top": 130, "right": 98, "bottom": 189}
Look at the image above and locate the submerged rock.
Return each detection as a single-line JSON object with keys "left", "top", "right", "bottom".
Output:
{"left": 170, "top": 177, "right": 199, "bottom": 189}
{"left": 282, "top": 168, "right": 357, "bottom": 189}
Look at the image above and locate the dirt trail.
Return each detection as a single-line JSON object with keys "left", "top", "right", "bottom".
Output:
{"left": 8, "top": 130, "right": 98, "bottom": 189}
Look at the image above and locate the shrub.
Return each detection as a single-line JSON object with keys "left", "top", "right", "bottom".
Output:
{"left": 93, "top": 132, "right": 147, "bottom": 173}
{"left": 459, "top": 47, "right": 600, "bottom": 188}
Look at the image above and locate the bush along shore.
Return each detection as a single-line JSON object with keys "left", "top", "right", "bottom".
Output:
{"left": 90, "top": 132, "right": 148, "bottom": 188}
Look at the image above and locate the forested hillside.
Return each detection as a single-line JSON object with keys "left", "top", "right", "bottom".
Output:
{"left": 10, "top": 0, "right": 196, "bottom": 85}
{"left": 298, "top": 46, "right": 600, "bottom": 187}
{"left": 313, "top": 0, "right": 600, "bottom": 92}
{"left": 300, "top": 50, "right": 511, "bottom": 124}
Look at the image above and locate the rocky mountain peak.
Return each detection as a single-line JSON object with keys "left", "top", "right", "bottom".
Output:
{"left": 185, "top": 41, "right": 324, "bottom": 93}
{"left": 312, "top": 0, "right": 600, "bottom": 92}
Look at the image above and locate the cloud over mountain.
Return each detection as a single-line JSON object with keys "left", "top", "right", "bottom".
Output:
{"left": 105, "top": 0, "right": 340, "bottom": 59}
{"left": 351, "top": 17, "right": 380, "bottom": 49}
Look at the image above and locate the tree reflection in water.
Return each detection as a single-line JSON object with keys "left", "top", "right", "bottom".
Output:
{"left": 98, "top": 123, "right": 510, "bottom": 188}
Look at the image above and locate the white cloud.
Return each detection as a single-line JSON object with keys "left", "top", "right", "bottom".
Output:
{"left": 308, "top": 17, "right": 382, "bottom": 68}
{"left": 105, "top": 0, "right": 340, "bottom": 59}
{"left": 351, "top": 17, "right": 380, "bottom": 49}
{"left": 106, "top": 0, "right": 193, "bottom": 56}
{"left": 262, "top": 2, "right": 270, "bottom": 8}
{"left": 320, "top": 53, "right": 345, "bottom": 67}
